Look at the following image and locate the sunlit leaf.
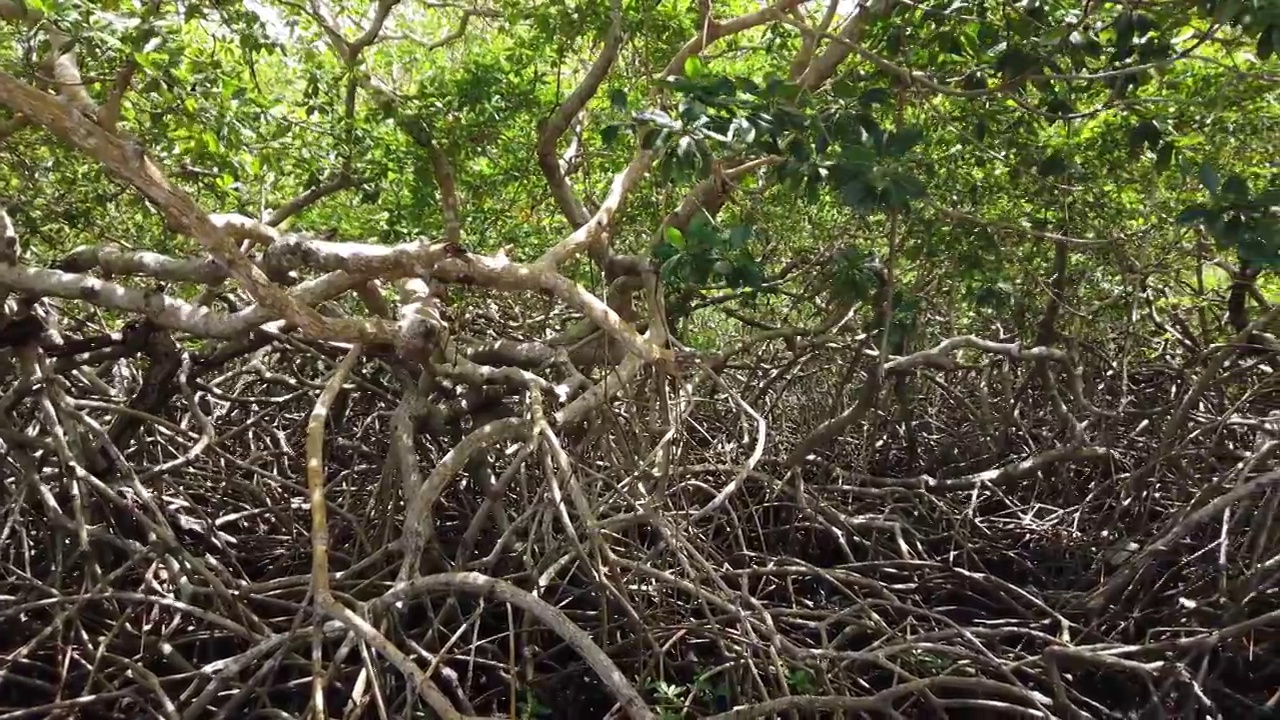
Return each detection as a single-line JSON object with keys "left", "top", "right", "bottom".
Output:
{"left": 664, "top": 225, "right": 686, "bottom": 250}
{"left": 1198, "top": 162, "right": 1221, "bottom": 194}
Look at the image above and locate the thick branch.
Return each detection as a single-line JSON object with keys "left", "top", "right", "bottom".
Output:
{"left": 0, "top": 1, "right": 99, "bottom": 115}
{"left": 660, "top": 156, "right": 781, "bottom": 240}
{"left": 37, "top": 235, "right": 673, "bottom": 366}
{"left": 0, "top": 263, "right": 366, "bottom": 339}
{"left": 55, "top": 245, "right": 230, "bottom": 285}
{"left": 261, "top": 237, "right": 673, "bottom": 365}
{"left": 534, "top": 152, "right": 656, "bottom": 268}
{"left": 303, "top": 0, "right": 402, "bottom": 65}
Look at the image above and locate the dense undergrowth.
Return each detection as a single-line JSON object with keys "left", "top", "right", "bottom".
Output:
{"left": 1, "top": 0, "right": 1278, "bottom": 717}
{"left": 2, "top": 296, "right": 1276, "bottom": 718}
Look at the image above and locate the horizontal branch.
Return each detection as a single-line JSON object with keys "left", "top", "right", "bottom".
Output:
{"left": 0, "top": 263, "right": 365, "bottom": 339}
{"left": 855, "top": 445, "right": 1112, "bottom": 492}
{"left": 263, "top": 236, "right": 673, "bottom": 366}
{"left": 883, "top": 335, "right": 1070, "bottom": 373}
{"left": 55, "top": 245, "right": 230, "bottom": 284}
{"left": 24, "top": 231, "right": 675, "bottom": 369}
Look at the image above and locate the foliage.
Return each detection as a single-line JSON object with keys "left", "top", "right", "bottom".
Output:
{"left": 0, "top": 0, "right": 1278, "bottom": 717}
{"left": 654, "top": 211, "right": 765, "bottom": 293}
{"left": 1177, "top": 164, "right": 1280, "bottom": 268}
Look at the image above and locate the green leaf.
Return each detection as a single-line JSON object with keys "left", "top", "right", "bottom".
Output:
{"left": 1213, "top": 0, "right": 1244, "bottom": 24}
{"left": 886, "top": 26, "right": 905, "bottom": 54}
{"left": 684, "top": 56, "right": 705, "bottom": 78}
{"left": 885, "top": 127, "right": 924, "bottom": 157}
{"left": 895, "top": 173, "right": 927, "bottom": 199}
{"left": 1132, "top": 12, "right": 1155, "bottom": 35}
{"left": 679, "top": 98, "right": 707, "bottom": 122}
{"left": 884, "top": 173, "right": 926, "bottom": 210}
{"left": 840, "top": 143, "right": 877, "bottom": 165}
{"left": 728, "top": 224, "right": 752, "bottom": 249}
{"left": 1238, "top": 236, "right": 1280, "bottom": 268}
{"left": 786, "top": 136, "right": 811, "bottom": 162}
{"left": 814, "top": 130, "right": 830, "bottom": 155}
{"left": 788, "top": 668, "right": 817, "bottom": 694}
{"left": 1175, "top": 205, "right": 1214, "bottom": 225}
{"left": 1218, "top": 215, "right": 1246, "bottom": 247}
{"left": 652, "top": 238, "right": 681, "bottom": 264}
{"left": 1254, "top": 187, "right": 1280, "bottom": 206}
{"left": 664, "top": 225, "right": 686, "bottom": 249}
{"left": 665, "top": 75, "right": 700, "bottom": 94}
{"left": 1045, "top": 97, "right": 1075, "bottom": 118}
{"left": 975, "top": 283, "right": 1012, "bottom": 309}
{"left": 1198, "top": 162, "right": 1221, "bottom": 194}
{"left": 840, "top": 179, "right": 874, "bottom": 211}
{"left": 762, "top": 74, "right": 791, "bottom": 99}
{"left": 609, "top": 88, "right": 628, "bottom": 111}
{"left": 1129, "top": 120, "right": 1161, "bottom": 152}
{"left": 960, "top": 70, "right": 988, "bottom": 90}
{"left": 639, "top": 127, "right": 668, "bottom": 150}
{"left": 859, "top": 87, "right": 893, "bottom": 106}
{"left": 600, "top": 124, "right": 623, "bottom": 145}
{"left": 1037, "top": 152, "right": 1068, "bottom": 177}
{"left": 831, "top": 77, "right": 861, "bottom": 99}
{"left": 996, "top": 46, "right": 1039, "bottom": 81}
{"left": 704, "top": 75, "right": 738, "bottom": 99}
{"left": 1114, "top": 11, "right": 1135, "bottom": 56}
{"left": 1154, "top": 142, "right": 1174, "bottom": 173}
{"left": 736, "top": 257, "right": 766, "bottom": 290}
{"left": 1221, "top": 174, "right": 1250, "bottom": 202}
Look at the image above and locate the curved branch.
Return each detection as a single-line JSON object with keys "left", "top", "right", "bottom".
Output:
{"left": 267, "top": 171, "right": 362, "bottom": 227}
{"left": 308, "top": 2, "right": 466, "bottom": 246}
{"left": 537, "top": 0, "right": 624, "bottom": 229}
{"left": 787, "top": 331, "right": 1104, "bottom": 466}
{"left": 0, "top": 1, "right": 99, "bottom": 115}
{"left": 1088, "top": 466, "right": 1280, "bottom": 611}
{"left": 534, "top": 151, "right": 656, "bottom": 268}
{"left": 659, "top": 155, "right": 781, "bottom": 241}
{"left": 371, "top": 571, "right": 655, "bottom": 720}
{"left": 258, "top": 236, "right": 672, "bottom": 364}
{"left": 658, "top": 0, "right": 810, "bottom": 82}
{"left": 305, "top": 342, "right": 477, "bottom": 720}
{"left": 399, "top": 417, "right": 530, "bottom": 580}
